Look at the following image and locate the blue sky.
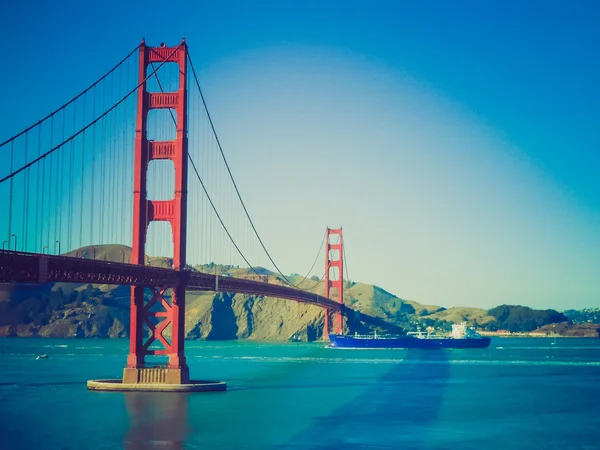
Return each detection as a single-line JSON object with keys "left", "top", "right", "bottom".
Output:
{"left": 1, "top": 1, "right": 599, "bottom": 310}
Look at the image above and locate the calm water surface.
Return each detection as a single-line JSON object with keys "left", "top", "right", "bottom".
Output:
{"left": 1, "top": 338, "right": 599, "bottom": 449}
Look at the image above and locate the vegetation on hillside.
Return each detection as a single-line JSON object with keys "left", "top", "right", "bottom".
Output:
{"left": 563, "top": 308, "right": 600, "bottom": 324}
{"left": 487, "top": 305, "right": 568, "bottom": 332}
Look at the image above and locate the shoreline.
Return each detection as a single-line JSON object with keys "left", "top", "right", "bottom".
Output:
{"left": 480, "top": 334, "right": 599, "bottom": 339}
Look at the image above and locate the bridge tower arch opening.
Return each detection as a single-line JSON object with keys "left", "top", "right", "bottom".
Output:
{"left": 324, "top": 227, "right": 344, "bottom": 338}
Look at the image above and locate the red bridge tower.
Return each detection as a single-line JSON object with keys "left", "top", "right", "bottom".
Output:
{"left": 123, "top": 40, "right": 189, "bottom": 384}
{"left": 324, "top": 227, "right": 344, "bottom": 338}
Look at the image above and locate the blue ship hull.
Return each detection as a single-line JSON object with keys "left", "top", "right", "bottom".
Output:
{"left": 328, "top": 334, "right": 491, "bottom": 349}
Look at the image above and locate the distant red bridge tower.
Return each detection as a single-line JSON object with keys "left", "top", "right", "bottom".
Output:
{"left": 323, "top": 227, "right": 344, "bottom": 338}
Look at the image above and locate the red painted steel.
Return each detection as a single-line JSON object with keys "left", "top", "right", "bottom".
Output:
{"left": 127, "top": 39, "right": 189, "bottom": 373}
{"left": 324, "top": 227, "right": 344, "bottom": 336}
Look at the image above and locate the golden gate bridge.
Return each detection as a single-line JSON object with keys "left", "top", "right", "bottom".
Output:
{"left": 0, "top": 39, "right": 355, "bottom": 391}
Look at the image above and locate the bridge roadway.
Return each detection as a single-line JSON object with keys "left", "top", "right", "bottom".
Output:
{"left": 0, "top": 250, "right": 347, "bottom": 312}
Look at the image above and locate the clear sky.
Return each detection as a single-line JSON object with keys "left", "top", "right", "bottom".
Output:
{"left": 1, "top": 1, "right": 599, "bottom": 310}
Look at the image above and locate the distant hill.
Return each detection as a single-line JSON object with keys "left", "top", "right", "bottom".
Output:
{"left": 487, "top": 305, "right": 568, "bottom": 332}
{"left": 424, "top": 307, "right": 496, "bottom": 331}
{"left": 0, "top": 244, "right": 590, "bottom": 340}
{"left": 63, "top": 244, "right": 132, "bottom": 263}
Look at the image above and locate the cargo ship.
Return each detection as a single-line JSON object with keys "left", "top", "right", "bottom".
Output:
{"left": 328, "top": 322, "right": 491, "bottom": 349}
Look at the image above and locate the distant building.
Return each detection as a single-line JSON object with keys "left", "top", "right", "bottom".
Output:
{"left": 477, "top": 329, "right": 511, "bottom": 336}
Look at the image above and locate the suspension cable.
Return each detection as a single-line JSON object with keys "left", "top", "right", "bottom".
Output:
{"left": 0, "top": 44, "right": 182, "bottom": 185}
{"left": 343, "top": 244, "right": 350, "bottom": 283}
{"left": 188, "top": 156, "right": 263, "bottom": 278}
{"left": 0, "top": 44, "right": 140, "bottom": 149}
{"left": 295, "top": 259, "right": 332, "bottom": 291}
{"left": 343, "top": 241, "right": 351, "bottom": 302}
{"left": 149, "top": 60, "right": 264, "bottom": 279}
{"left": 187, "top": 52, "right": 293, "bottom": 286}
{"left": 292, "top": 229, "right": 327, "bottom": 288}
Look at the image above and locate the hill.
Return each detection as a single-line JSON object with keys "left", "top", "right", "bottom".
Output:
{"left": 533, "top": 322, "right": 600, "bottom": 338}
{"left": 423, "top": 307, "right": 496, "bottom": 331}
{"left": 487, "top": 305, "right": 568, "bottom": 332}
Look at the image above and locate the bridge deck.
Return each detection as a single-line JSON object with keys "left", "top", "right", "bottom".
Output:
{"left": 0, "top": 250, "right": 345, "bottom": 312}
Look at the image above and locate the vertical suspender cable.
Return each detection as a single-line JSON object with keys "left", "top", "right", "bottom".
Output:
{"left": 119, "top": 93, "right": 124, "bottom": 251}
{"left": 343, "top": 245, "right": 350, "bottom": 302}
{"left": 48, "top": 115, "right": 54, "bottom": 250}
{"left": 22, "top": 133, "right": 29, "bottom": 251}
{"left": 125, "top": 55, "right": 132, "bottom": 253}
{"left": 36, "top": 126, "right": 42, "bottom": 252}
{"left": 206, "top": 96, "right": 211, "bottom": 265}
{"left": 7, "top": 141, "right": 14, "bottom": 249}
{"left": 100, "top": 80, "right": 106, "bottom": 245}
{"left": 79, "top": 95, "right": 87, "bottom": 252}
{"left": 116, "top": 65, "right": 121, "bottom": 248}
{"left": 110, "top": 74, "right": 116, "bottom": 246}
{"left": 54, "top": 108, "right": 66, "bottom": 253}
{"left": 68, "top": 102, "right": 76, "bottom": 252}
{"left": 91, "top": 86, "right": 96, "bottom": 247}
{"left": 118, "top": 65, "right": 126, "bottom": 248}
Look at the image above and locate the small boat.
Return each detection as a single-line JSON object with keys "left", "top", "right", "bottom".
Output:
{"left": 36, "top": 354, "right": 49, "bottom": 360}
{"left": 329, "top": 322, "right": 491, "bottom": 349}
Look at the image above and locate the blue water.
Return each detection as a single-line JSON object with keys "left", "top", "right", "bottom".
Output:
{"left": 1, "top": 338, "right": 599, "bottom": 449}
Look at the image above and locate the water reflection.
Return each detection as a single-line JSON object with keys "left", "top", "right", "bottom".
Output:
{"left": 282, "top": 348, "right": 451, "bottom": 449}
{"left": 123, "top": 392, "right": 190, "bottom": 449}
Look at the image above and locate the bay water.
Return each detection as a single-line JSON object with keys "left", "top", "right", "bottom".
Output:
{"left": 1, "top": 338, "right": 599, "bottom": 449}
